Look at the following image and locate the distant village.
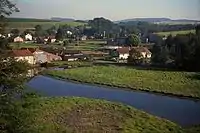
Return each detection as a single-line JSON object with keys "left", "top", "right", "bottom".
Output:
{"left": 0, "top": 29, "right": 157, "bottom": 66}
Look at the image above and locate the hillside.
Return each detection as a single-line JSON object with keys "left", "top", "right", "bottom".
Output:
{"left": 116, "top": 18, "right": 200, "bottom": 25}
{"left": 155, "top": 30, "right": 195, "bottom": 36}
{"left": 5, "top": 18, "right": 87, "bottom": 32}
{"left": 7, "top": 18, "right": 55, "bottom": 22}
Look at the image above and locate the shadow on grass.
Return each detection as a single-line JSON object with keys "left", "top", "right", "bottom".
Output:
{"left": 188, "top": 74, "right": 200, "bottom": 80}
{"left": 94, "top": 62, "right": 183, "bottom": 72}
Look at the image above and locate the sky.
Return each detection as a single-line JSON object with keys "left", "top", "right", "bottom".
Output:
{"left": 11, "top": 0, "right": 200, "bottom": 21}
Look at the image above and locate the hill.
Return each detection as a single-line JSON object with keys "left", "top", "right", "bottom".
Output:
{"left": 5, "top": 18, "right": 87, "bottom": 32}
{"left": 51, "top": 17, "right": 75, "bottom": 22}
{"left": 155, "top": 30, "right": 195, "bottom": 36}
{"left": 8, "top": 17, "right": 54, "bottom": 22}
{"left": 116, "top": 18, "right": 200, "bottom": 25}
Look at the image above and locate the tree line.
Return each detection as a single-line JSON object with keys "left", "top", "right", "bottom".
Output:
{"left": 151, "top": 25, "right": 200, "bottom": 71}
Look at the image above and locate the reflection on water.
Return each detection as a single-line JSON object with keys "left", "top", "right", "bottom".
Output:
{"left": 27, "top": 68, "right": 44, "bottom": 77}
{"left": 28, "top": 75, "right": 200, "bottom": 126}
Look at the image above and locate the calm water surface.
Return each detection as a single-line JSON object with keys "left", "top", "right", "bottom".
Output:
{"left": 28, "top": 75, "right": 200, "bottom": 126}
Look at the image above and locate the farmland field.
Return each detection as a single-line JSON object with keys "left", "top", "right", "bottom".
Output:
{"left": 155, "top": 30, "right": 195, "bottom": 36}
{"left": 66, "top": 40, "right": 106, "bottom": 51}
{"left": 6, "top": 21, "right": 86, "bottom": 32}
{"left": 46, "top": 65, "right": 200, "bottom": 98}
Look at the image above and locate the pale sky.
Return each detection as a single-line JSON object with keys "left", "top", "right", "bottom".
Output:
{"left": 11, "top": 0, "right": 200, "bottom": 21}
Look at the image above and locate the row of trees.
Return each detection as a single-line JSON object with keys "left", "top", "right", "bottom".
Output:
{"left": 0, "top": 1, "right": 34, "bottom": 132}
{"left": 152, "top": 25, "right": 200, "bottom": 71}
{"left": 9, "top": 17, "right": 196, "bottom": 42}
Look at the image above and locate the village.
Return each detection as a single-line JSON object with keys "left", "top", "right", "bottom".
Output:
{"left": 2, "top": 31, "right": 153, "bottom": 67}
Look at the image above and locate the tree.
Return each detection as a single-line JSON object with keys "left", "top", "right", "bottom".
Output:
{"left": 46, "top": 25, "right": 57, "bottom": 36}
{"left": 10, "top": 28, "right": 20, "bottom": 36}
{"left": 128, "top": 48, "right": 143, "bottom": 65}
{"left": 151, "top": 42, "right": 169, "bottom": 65}
{"left": 0, "top": 57, "right": 30, "bottom": 132}
{"left": 127, "top": 34, "right": 141, "bottom": 46}
{"left": 34, "top": 25, "right": 46, "bottom": 37}
{"left": 0, "top": 0, "right": 19, "bottom": 33}
{"left": 55, "top": 27, "right": 64, "bottom": 40}
{"left": 0, "top": 1, "right": 31, "bottom": 132}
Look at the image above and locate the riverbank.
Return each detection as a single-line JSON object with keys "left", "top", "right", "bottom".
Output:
{"left": 18, "top": 97, "right": 185, "bottom": 133}
{"left": 46, "top": 65, "right": 200, "bottom": 99}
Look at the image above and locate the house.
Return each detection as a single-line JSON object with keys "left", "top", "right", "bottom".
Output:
{"left": 21, "top": 48, "right": 62, "bottom": 64}
{"left": 106, "top": 37, "right": 129, "bottom": 46}
{"left": 7, "top": 33, "right": 12, "bottom": 38}
{"left": 80, "top": 35, "right": 87, "bottom": 41}
{"left": 25, "top": 34, "right": 33, "bottom": 41}
{"left": 45, "top": 52, "right": 62, "bottom": 62}
{"left": 130, "top": 47, "right": 152, "bottom": 59}
{"left": 0, "top": 34, "right": 6, "bottom": 38}
{"left": 110, "top": 47, "right": 130, "bottom": 60}
{"left": 61, "top": 50, "right": 86, "bottom": 61}
{"left": 81, "top": 51, "right": 108, "bottom": 60}
{"left": 116, "top": 47, "right": 130, "bottom": 60}
{"left": 14, "top": 36, "right": 24, "bottom": 43}
{"left": 47, "top": 36, "right": 56, "bottom": 43}
{"left": 10, "top": 50, "right": 35, "bottom": 65}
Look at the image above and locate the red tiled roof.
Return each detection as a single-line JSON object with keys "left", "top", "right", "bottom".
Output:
{"left": 11, "top": 50, "right": 33, "bottom": 57}
{"left": 131, "top": 47, "right": 152, "bottom": 54}
{"left": 21, "top": 48, "right": 38, "bottom": 53}
{"left": 116, "top": 47, "right": 130, "bottom": 54}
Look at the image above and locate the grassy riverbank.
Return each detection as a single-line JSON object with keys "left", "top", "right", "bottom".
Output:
{"left": 48, "top": 61, "right": 93, "bottom": 67}
{"left": 46, "top": 65, "right": 200, "bottom": 98}
{"left": 17, "top": 97, "right": 184, "bottom": 133}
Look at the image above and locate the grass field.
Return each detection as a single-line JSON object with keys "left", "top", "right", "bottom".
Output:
{"left": 46, "top": 65, "right": 200, "bottom": 98}
{"left": 49, "top": 61, "right": 93, "bottom": 67}
{"left": 16, "top": 97, "right": 184, "bottom": 133}
{"left": 155, "top": 30, "right": 195, "bottom": 36}
{"left": 9, "top": 43, "right": 40, "bottom": 49}
{"left": 6, "top": 21, "right": 86, "bottom": 32}
{"left": 66, "top": 40, "right": 105, "bottom": 51}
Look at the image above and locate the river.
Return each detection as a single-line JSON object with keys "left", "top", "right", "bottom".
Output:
{"left": 28, "top": 75, "right": 200, "bottom": 126}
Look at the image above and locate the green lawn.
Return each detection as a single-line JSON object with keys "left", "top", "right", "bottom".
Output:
{"left": 17, "top": 97, "right": 184, "bottom": 133}
{"left": 46, "top": 65, "right": 200, "bottom": 98}
{"left": 155, "top": 30, "right": 195, "bottom": 37}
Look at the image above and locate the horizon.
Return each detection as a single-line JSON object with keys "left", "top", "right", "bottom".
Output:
{"left": 11, "top": 0, "right": 200, "bottom": 21}
{"left": 8, "top": 16, "right": 200, "bottom": 21}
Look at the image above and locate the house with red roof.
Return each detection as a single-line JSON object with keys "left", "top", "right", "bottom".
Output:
{"left": 10, "top": 50, "right": 35, "bottom": 65}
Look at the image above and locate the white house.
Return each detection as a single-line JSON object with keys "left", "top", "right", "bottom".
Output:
{"left": 10, "top": 50, "right": 35, "bottom": 65}
{"left": 14, "top": 36, "right": 24, "bottom": 43}
{"left": 25, "top": 34, "right": 33, "bottom": 41}
{"left": 0, "top": 34, "right": 6, "bottom": 38}
{"left": 67, "top": 31, "right": 73, "bottom": 35}
{"left": 130, "top": 47, "right": 152, "bottom": 59}
{"left": 116, "top": 47, "right": 130, "bottom": 60}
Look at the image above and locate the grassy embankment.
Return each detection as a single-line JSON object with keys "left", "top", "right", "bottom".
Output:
{"left": 48, "top": 61, "right": 93, "bottom": 67}
{"left": 155, "top": 30, "right": 195, "bottom": 37}
{"left": 9, "top": 43, "right": 40, "bottom": 49}
{"left": 46, "top": 65, "right": 200, "bottom": 98}
{"left": 17, "top": 97, "right": 185, "bottom": 133}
